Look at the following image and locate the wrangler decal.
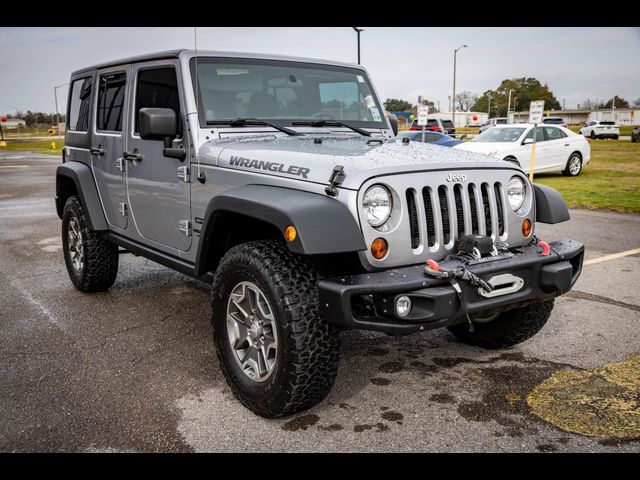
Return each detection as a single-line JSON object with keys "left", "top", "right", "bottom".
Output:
{"left": 229, "top": 155, "right": 311, "bottom": 179}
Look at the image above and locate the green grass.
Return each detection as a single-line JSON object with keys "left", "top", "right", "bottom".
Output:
{"left": 534, "top": 141, "right": 640, "bottom": 213}
{"left": 0, "top": 139, "right": 64, "bottom": 155}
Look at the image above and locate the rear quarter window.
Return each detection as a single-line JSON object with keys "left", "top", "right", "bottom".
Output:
{"left": 67, "top": 77, "right": 92, "bottom": 132}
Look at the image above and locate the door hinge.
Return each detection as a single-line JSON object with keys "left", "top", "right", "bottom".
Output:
{"left": 177, "top": 166, "right": 190, "bottom": 182}
{"left": 116, "top": 157, "right": 125, "bottom": 172}
{"left": 178, "top": 220, "right": 192, "bottom": 236}
{"left": 119, "top": 202, "right": 128, "bottom": 217}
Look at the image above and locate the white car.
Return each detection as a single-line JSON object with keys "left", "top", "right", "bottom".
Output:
{"left": 579, "top": 120, "right": 620, "bottom": 140}
{"left": 479, "top": 117, "right": 508, "bottom": 133}
{"left": 454, "top": 123, "right": 591, "bottom": 176}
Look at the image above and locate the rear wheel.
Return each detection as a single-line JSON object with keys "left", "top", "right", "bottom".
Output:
{"left": 61, "top": 196, "right": 118, "bottom": 292}
{"left": 448, "top": 300, "right": 555, "bottom": 349}
{"left": 613, "top": 135, "right": 619, "bottom": 140}
{"left": 211, "top": 240, "right": 340, "bottom": 418}
{"left": 563, "top": 152, "right": 582, "bottom": 176}
{"left": 590, "top": 130, "right": 596, "bottom": 140}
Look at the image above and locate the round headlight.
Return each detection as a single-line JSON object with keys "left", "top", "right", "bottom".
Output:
{"left": 507, "top": 176, "right": 526, "bottom": 211}
{"left": 363, "top": 185, "right": 392, "bottom": 227}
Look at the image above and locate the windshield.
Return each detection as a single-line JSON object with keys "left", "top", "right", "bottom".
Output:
{"left": 473, "top": 127, "right": 525, "bottom": 142}
{"left": 191, "top": 58, "right": 386, "bottom": 128}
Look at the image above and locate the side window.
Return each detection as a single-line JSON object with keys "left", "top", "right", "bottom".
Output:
{"left": 96, "top": 72, "right": 126, "bottom": 132}
{"left": 134, "top": 67, "right": 181, "bottom": 135}
{"left": 524, "top": 128, "right": 545, "bottom": 142}
{"left": 544, "top": 126, "right": 566, "bottom": 140}
{"left": 68, "top": 77, "right": 92, "bottom": 132}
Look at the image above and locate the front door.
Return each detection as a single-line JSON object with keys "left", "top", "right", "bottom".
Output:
{"left": 91, "top": 66, "right": 129, "bottom": 229}
{"left": 125, "top": 60, "right": 191, "bottom": 251}
{"left": 522, "top": 126, "right": 551, "bottom": 172}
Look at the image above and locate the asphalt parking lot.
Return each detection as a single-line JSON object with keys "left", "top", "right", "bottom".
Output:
{"left": 1, "top": 151, "right": 638, "bottom": 453}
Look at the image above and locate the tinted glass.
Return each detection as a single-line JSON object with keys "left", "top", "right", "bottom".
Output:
{"left": 441, "top": 120, "right": 454, "bottom": 128}
{"left": 473, "top": 127, "right": 525, "bottom": 142}
{"left": 496, "top": 118, "right": 507, "bottom": 124}
{"left": 97, "top": 72, "right": 126, "bottom": 132}
{"left": 427, "top": 119, "right": 438, "bottom": 127}
{"left": 68, "top": 77, "right": 92, "bottom": 132}
{"left": 543, "top": 118, "right": 564, "bottom": 124}
{"left": 543, "top": 126, "right": 566, "bottom": 140}
{"left": 524, "top": 128, "right": 546, "bottom": 142}
{"left": 135, "top": 67, "right": 180, "bottom": 134}
{"left": 193, "top": 59, "right": 385, "bottom": 126}
{"left": 600, "top": 121, "right": 616, "bottom": 125}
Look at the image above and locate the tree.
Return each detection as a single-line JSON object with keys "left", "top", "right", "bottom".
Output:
{"left": 603, "top": 96, "right": 629, "bottom": 109}
{"left": 455, "top": 91, "right": 478, "bottom": 112}
{"left": 383, "top": 98, "right": 413, "bottom": 112}
{"left": 471, "top": 78, "right": 561, "bottom": 117}
{"left": 417, "top": 99, "right": 438, "bottom": 114}
{"left": 633, "top": 98, "right": 640, "bottom": 108}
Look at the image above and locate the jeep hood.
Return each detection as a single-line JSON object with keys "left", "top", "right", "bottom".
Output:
{"left": 199, "top": 134, "right": 510, "bottom": 190}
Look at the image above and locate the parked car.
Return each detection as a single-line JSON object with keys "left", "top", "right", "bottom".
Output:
{"left": 631, "top": 126, "right": 640, "bottom": 143}
{"left": 479, "top": 117, "right": 508, "bottom": 133}
{"left": 410, "top": 118, "right": 456, "bottom": 136}
{"left": 454, "top": 123, "right": 590, "bottom": 176}
{"left": 56, "top": 50, "right": 583, "bottom": 418}
{"left": 579, "top": 120, "right": 619, "bottom": 140}
{"left": 541, "top": 117, "right": 567, "bottom": 128}
{"left": 47, "top": 126, "right": 59, "bottom": 135}
{"left": 396, "top": 130, "right": 463, "bottom": 147}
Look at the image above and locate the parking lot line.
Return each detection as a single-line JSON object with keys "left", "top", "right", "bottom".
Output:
{"left": 0, "top": 165, "right": 31, "bottom": 169}
{"left": 584, "top": 248, "right": 640, "bottom": 266}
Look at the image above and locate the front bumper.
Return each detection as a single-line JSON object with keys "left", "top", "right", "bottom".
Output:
{"left": 319, "top": 239, "right": 584, "bottom": 335}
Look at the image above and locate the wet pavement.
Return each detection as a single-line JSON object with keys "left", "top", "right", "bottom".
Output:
{"left": 1, "top": 151, "right": 638, "bottom": 452}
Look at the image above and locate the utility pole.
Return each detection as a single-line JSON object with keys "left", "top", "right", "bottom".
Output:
{"left": 352, "top": 27, "right": 365, "bottom": 65}
{"left": 452, "top": 44, "right": 467, "bottom": 131}
{"left": 507, "top": 89, "right": 514, "bottom": 121}
{"left": 563, "top": 98, "right": 566, "bottom": 110}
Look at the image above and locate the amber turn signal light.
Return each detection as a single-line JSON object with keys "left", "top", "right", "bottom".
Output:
{"left": 284, "top": 225, "right": 297, "bottom": 242}
{"left": 522, "top": 219, "right": 532, "bottom": 237}
{"left": 371, "top": 238, "right": 388, "bottom": 260}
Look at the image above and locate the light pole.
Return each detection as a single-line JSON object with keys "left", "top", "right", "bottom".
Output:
{"left": 54, "top": 83, "right": 68, "bottom": 139}
{"left": 352, "top": 27, "right": 365, "bottom": 65}
{"left": 487, "top": 95, "right": 491, "bottom": 116}
{"left": 506, "top": 89, "right": 514, "bottom": 121}
{"left": 452, "top": 44, "right": 467, "bottom": 131}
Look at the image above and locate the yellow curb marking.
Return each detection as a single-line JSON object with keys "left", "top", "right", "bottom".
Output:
{"left": 527, "top": 353, "right": 640, "bottom": 438}
{"left": 584, "top": 248, "right": 640, "bottom": 266}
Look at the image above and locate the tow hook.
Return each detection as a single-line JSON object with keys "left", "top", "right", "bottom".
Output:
{"left": 537, "top": 241, "right": 551, "bottom": 256}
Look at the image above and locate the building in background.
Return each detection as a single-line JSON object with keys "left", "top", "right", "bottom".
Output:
{"left": 511, "top": 108, "right": 639, "bottom": 126}
{"left": 2, "top": 118, "right": 27, "bottom": 130}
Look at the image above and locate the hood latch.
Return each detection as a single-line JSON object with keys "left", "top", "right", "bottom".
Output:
{"left": 325, "top": 165, "right": 345, "bottom": 197}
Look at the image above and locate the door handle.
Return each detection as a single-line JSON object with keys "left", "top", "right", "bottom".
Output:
{"left": 123, "top": 151, "right": 142, "bottom": 162}
{"left": 564, "top": 143, "right": 570, "bottom": 146}
{"left": 90, "top": 147, "right": 104, "bottom": 156}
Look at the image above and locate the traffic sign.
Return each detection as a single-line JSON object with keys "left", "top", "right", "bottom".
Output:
{"left": 417, "top": 105, "right": 429, "bottom": 126}
{"left": 529, "top": 100, "right": 545, "bottom": 124}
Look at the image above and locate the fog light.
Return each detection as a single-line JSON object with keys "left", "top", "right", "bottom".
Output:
{"left": 522, "top": 219, "right": 532, "bottom": 237}
{"left": 284, "top": 225, "right": 297, "bottom": 242}
{"left": 395, "top": 296, "right": 412, "bottom": 318}
{"left": 371, "top": 238, "right": 388, "bottom": 260}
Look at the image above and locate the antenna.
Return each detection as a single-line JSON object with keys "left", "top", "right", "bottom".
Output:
{"left": 194, "top": 27, "right": 204, "bottom": 183}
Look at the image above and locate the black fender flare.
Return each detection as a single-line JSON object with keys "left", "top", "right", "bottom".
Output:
{"left": 195, "top": 185, "right": 366, "bottom": 276}
{"left": 533, "top": 183, "right": 570, "bottom": 224}
{"left": 56, "top": 162, "right": 108, "bottom": 230}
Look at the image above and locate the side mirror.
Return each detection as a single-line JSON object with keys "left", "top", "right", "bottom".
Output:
{"left": 522, "top": 137, "right": 534, "bottom": 145}
{"left": 140, "top": 108, "right": 177, "bottom": 141}
{"left": 386, "top": 113, "right": 398, "bottom": 136}
{"left": 139, "top": 107, "right": 185, "bottom": 162}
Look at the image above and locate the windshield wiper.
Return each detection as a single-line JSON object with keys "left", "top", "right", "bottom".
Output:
{"left": 206, "top": 118, "right": 300, "bottom": 136}
{"left": 292, "top": 120, "right": 371, "bottom": 137}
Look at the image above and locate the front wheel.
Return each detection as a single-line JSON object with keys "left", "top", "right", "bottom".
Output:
{"left": 211, "top": 240, "right": 340, "bottom": 418}
{"left": 447, "top": 299, "right": 554, "bottom": 349}
{"left": 563, "top": 153, "right": 583, "bottom": 176}
{"left": 590, "top": 131, "right": 596, "bottom": 139}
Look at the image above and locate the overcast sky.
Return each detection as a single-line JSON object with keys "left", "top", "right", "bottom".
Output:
{"left": 1, "top": 27, "right": 638, "bottom": 115}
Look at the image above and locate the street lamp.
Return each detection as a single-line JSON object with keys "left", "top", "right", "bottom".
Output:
{"left": 54, "top": 83, "right": 69, "bottom": 139}
{"left": 452, "top": 44, "right": 467, "bottom": 131}
{"left": 352, "top": 27, "right": 365, "bottom": 65}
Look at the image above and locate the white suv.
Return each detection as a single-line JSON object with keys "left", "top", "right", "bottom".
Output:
{"left": 580, "top": 120, "right": 620, "bottom": 140}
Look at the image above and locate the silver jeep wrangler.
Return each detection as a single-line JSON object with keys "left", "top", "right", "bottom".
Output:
{"left": 56, "top": 50, "right": 584, "bottom": 417}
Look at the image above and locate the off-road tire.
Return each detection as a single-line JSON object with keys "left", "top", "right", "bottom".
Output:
{"left": 447, "top": 299, "right": 555, "bottom": 349}
{"left": 211, "top": 240, "right": 340, "bottom": 418}
{"left": 61, "top": 196, "right": 118, "bottom": 292}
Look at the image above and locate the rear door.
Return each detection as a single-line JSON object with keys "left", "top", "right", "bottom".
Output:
{"left": 91, "top": 66, "right": 129, "bottom": 229}
{"left": 125, "top": 60, "right": 191, "bottom": 252}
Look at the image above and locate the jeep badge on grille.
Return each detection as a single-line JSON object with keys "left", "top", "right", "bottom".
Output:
{"left": 446, "top": 172, "right": 467, "bottom": 183}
